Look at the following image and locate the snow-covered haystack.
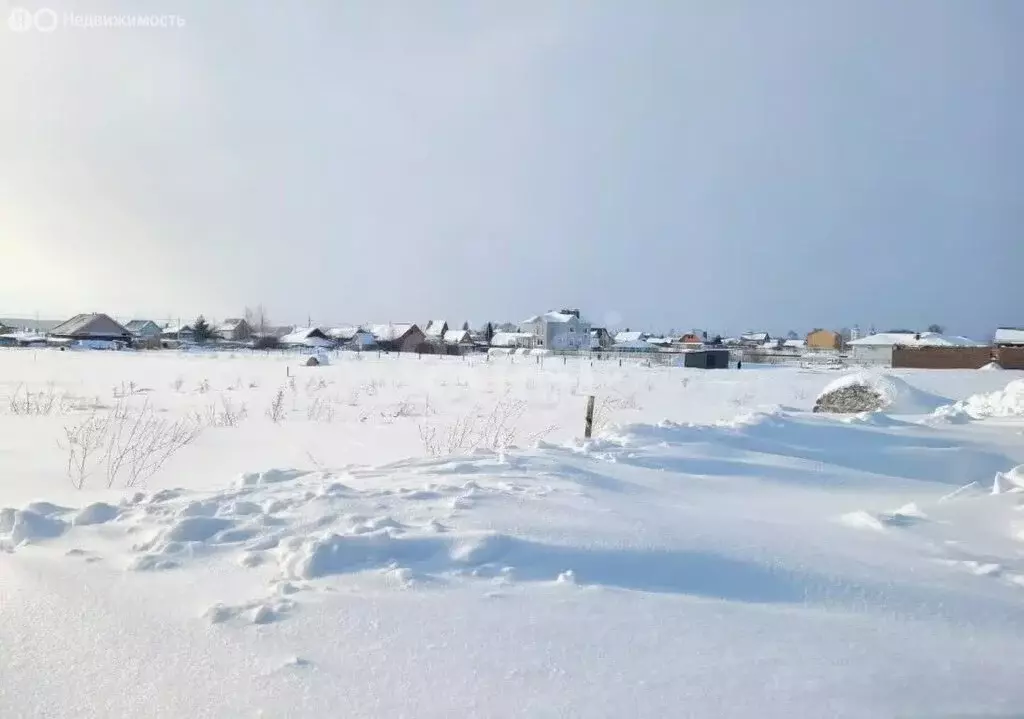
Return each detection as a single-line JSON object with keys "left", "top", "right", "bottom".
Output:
{"left": 936, "top": 379, "right": 1024, "bottom": 420}
{"left": 813, "top": 372, "right": 948, "bottom": 415}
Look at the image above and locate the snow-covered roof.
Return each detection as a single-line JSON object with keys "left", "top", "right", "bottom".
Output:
{"left": 124, "top": 319, "right": 157, "bottom": 332}
{"left": 280, "top": 327, "right": 333, "bottom": 347}
{"left": 784, "top": 339, "right": 806, "bottom": 348}
{"left": 162, "top": 324, "right": 193, "bottom": 335}
{"left": 424, "top": 320, "right": 448, "bottom": 338}
{"left": 1, "top": 331, "right": 47, "bottom": 343}
{"left": 995, "top": 328, "right": 1024, "bottom": 345}
{"left": 444, "top": 329, "right": 472, "bottom": 345}
{"left": 914, "top": 334, "right": 983, "bottom": 347}
{"left": 741, "top": 332, "right": 769, "bottom": 342}
{"left": 544, "top": 311, "right": 576, "bottom": 323}
{"left": 646, "top": 337, "right": 673, "bottom": 346}
{"left": 49, "top": 313, "right": 129, "bottom": 338}
{"left": 849, "top": 332, "right": 982, "bottom": 348}
{"left": 848, "top": 332, "right": 919, "bottom": 347}
{"left": 370, "top": 324, "right": 416, "bottom": 341}
{"left": 614, "top": 331, "right": 647, "bottom": 344}
{"left": 490, "top": 332, "right": 534, "bottom": 347}
{"left": 522, "top": 312, "right": 577, "bottom": 325}
{"left": 0, "top": 317, "right": 61, "bottom": 332}
{"left": 217, "top": 318, "right": 246, "bottom": 332}
{"left": 326, "top": 326, "right": 366, "bottom": 340}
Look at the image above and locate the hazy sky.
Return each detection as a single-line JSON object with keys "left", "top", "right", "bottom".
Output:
{"left": 1, "top": 1, "right": 1020, "bottom": 337}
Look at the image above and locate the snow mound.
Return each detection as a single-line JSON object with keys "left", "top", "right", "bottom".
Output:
{"left": 936, "top": 379, "right": 1024, "bottom": 420}
{"left": 814, "top": 372, "right": 948, "bottom": 415}
{"left": 840, "top": 503, "right": 928, "bottom": 532}
{"left": 73, "top": 502, "right": 120, "bottom": 526}
{"left": 992, "top": 465, "right": 1024, "bottom": 494}
{"left": 0, "top": 508, "right": 67, "bottom": 545}
{"left": 979, "top": 361, "right": 1003, "bottom": 371}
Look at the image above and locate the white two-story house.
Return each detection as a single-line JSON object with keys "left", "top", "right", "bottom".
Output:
{"left": 519, "top": 310, "right": 591, "bottom": 351}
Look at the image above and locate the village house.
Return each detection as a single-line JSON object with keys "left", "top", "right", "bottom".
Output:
{"left": 0, "top": 318, "right": 60, "bottom": 334}
{"left": 161, "top": 324, "right": 195, "bottom": 343}
{"left": 740, "top": 332, "right": 770, "bottom": 347}
{"left": 327, "top": 326, "right": 376, "bottom": 350}
{"left": 678, "top": 331, "right": 705, "bottom": 345}
{"left": 48, "top": 313, "right": 132, "bottom": 345}
{"left": 490, "top": 332, "right": 536, "bottom": 349}
{"left": 589, "top": 327, "right": 613, "bottom": 350}
{"left": 125, "top": 320, "right": 162, "bottom": 341}
{"left": 443, "top": 329, "right": 475, "bottom": 351}
{"left": 280, "top": 327, "right": 334, "bottom": 348}
{"left": 423, "top": 320, "right": 449, "bottom": 343}
{"left": 519, "top": 311, "right": 591, "bottom": 351}
{"left": 805, "top": 329, "right": 842, "bottom": 351}
{"left": 216, "top": 318, "right": 253, "bottom": 342}
{"left": 370, "top": 323, "right": 425, "bottom": 352}
{"left": 123, "top": 319, "right": 163, "bottom": 349}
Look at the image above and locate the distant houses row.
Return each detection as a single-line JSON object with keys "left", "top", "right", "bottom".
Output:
{"left": 2, "top": 312, "right": 1023, "bottom": 359}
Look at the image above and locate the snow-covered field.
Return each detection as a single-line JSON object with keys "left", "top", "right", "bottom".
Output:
{"left": 3, "top": 348, "right": 1024, "bottom": 718}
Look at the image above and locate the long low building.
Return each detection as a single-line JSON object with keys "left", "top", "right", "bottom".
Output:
{"left": 848, "top": 332, "right": 983, "bottom": 364}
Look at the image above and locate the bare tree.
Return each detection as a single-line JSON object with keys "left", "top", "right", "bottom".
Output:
{"left": 927, "top": 323, "right": 944, "bottom": 334}
{"left": 244, "top": 305, "right": 272, "bottom": 334}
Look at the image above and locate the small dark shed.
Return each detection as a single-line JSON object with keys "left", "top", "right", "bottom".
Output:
{"left": 683, "top": 349, "right": 730, "bottom": 369}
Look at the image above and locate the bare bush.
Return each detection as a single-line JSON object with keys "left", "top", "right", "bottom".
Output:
{"left": 103, "top": 401, "right": 203, "bottom": 488}
{"left": 8, "top": 383, "right": 64, "bottom": 416}
{"left": 171, "top": 376, "right": 184, "bottom": 392}
{"left": 58, "top": 413, "right": 111, "bottom": 489}
{"left": 267, "top": 388, "right": 286, "bottom": 423}
{"left": 197, "top": 379, "right": 211, "bottom": 394}
{"left": 592, "top": 396, "right": 632, "bottom": 433}
{"left": 307, "top": 396, "right": 336, "bottom": 423}
{"left": 418, "top": 394, "right": 527, "bottom": 457}
{"left": 381, "top": 398, "right": 417, "bottom": 421}
{"left": 205, "top": 395, "right": 248, "bottom": 427}
{"left": 305, "top": 377, "right": 328, "bottom": 395}
{"left": 59, "top": 399, "right": 202, "bottom": 490}
{"left": 112, "top": 381, "right": 142, "bottom": 399}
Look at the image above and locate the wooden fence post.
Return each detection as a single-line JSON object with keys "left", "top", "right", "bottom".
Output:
{"left": 584, "top": 395, "right": 595, "bottom": 438}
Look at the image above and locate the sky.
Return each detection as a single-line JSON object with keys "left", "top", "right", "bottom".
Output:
{"left": 1, "top": 0, "right": 1020, "bottom": 338}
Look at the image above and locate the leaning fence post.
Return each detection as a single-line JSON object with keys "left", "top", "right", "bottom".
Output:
{"left": 584, "top": 395, "right": 595, "bottom": 438}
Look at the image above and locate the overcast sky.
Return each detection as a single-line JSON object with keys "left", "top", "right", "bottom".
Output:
{"left": 1, "top": 0, "right": 1020, "bottom": 337}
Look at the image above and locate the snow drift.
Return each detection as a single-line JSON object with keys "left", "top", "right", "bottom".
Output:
{"left": 932, "top": 379, "right": 1024, "bottom": 421}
